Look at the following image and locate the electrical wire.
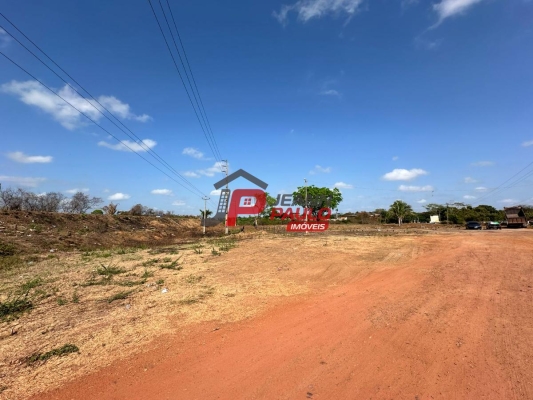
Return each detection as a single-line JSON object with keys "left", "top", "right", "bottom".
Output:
{"left": 0, "top": 15, "right": 207, "bottom": 198}
{"left": 147, "top": 0, "right": 222, "bottom": 168}
{"left": 0, "top": 50, "right": 210, "bottom": 199}
{"left": 164, "top": 0, "right": 222, "bottom": 161}
{"left": 474, "top": 161, "right": 533, "bottom": 205}
{"left": 158, "top": 0, "right": 219, "bottom": 161}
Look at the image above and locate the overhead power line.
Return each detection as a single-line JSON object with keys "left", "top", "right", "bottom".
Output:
{"left": 164, "top": 0, "right": 222, "bottom": 162}
{"left": 473, "top": 161, "right": 533, "bottom": 205}
{"left": 0, "top": 50, "right": 209, "bottom": 199}
{"left": 0, "top": 13, "right": 211, "bottom": 200}
{"left": 148, "top": 0, "right": 223, "bottom": 167}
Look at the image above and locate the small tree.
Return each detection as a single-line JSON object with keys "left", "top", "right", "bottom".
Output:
{"left": 102, "top": 203, "right": 118, "bottom": 215}
{"left": 141, "top": 206, "right": 156, "bottom": 216}
{"left": 63, "top": 192, "right": 103, "bottom": 214}
{"left": 0, "top": 188, "right": 23, "bottom": 210}
{"left": 37, "top": 192, "right": 65, "bottom": 212}
{"left": 129, "top": 204, "right": 143, "bottom": 216}
{"left": 388, "top": 200, "right": 413, "bottom": 226}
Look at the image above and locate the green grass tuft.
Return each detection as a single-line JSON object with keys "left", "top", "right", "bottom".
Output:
{"left": 141, "top": 269, "right": 154, "bottom": 279}
{"left": 0, "top": 297, "right": 33, "bottom": 321}
{"left": 107, "top": 290, "right": 134, "bottom": 303}
{"left": 26, "top": 344, "right": 79, "bottom": 364}
{"left": 96, "top": 263, "right": 125, "bottom": 277}
{"left": 159, "top": 258, "right": 182, "bottom": 270}
{"left": 20, "top": 277, "right": 42, "bottom": 293}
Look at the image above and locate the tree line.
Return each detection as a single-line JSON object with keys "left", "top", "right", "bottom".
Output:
{"left": 354, "top": 201, "right": 533, "bottom": 226}
{"left": 0, "top": 187, "right": 178, "bottom": 216}
{"left": 0, "top": 188, "right": 102, "bottom": 214}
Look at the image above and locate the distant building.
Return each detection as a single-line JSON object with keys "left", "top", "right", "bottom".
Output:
{"left": 430, "top": 215, "right": 440, "bottom": 224}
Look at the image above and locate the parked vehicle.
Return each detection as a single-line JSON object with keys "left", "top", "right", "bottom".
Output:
{"left": 504, "top": 206, "right": 527, "bottom": 228}
{"left": 486, "top": 221, "right": 501, "bottom": 230}
{"left": 465, "top": 221, "right": 482, "bottom": 230}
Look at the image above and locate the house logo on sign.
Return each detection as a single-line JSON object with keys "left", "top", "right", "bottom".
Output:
{"left": 202, "top": 169, "right": 268, "bottom": 227}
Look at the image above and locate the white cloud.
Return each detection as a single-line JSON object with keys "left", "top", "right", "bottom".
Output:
{"left": 183, "top": 162, "right": 226, "bottom": 178}
{"left": 273, "top": 0, "right": 364, "bottom": 25}
{"left": 382, "top": 168, "right": 428, "bottom": 181}
{"left": 210, "top": 189, "right": 221, "bottom": 196}
{"left": 172, "top": 200, "right": 186, "bottom": 206}
{"left": 522, "top": 140, "right": 533, "bottom": 147}
{"left": 333, "top": 182, "right": 353, "bottom": 189}
{"left": 471, "top": 161, "right": 494, "bottom": 167}
{"left": 97, "top": 96, "right": 151, "bottom": 122}
{"left": 464, "top": 177, "right": 477, "bottom": 183}
{"left": 321, "top": 89, "right": 341, "bottom": 97}
{"left": 0, "top": 28, "right": 11, "bottom": 48}
{"left": 98, "top": 139, "right": 157, "bottom": 152}
{"left": 7, "top": 151, "right": 53, "bottom": 164}
{"left": 433, "top": 0, "right": 485, "bottom": 23}
{"left": 398, "top": 185, "right": 434, "bottom": 192}
{"left": 392, "top": 156, "right": 399, "bottom": 161}
{"left": 151, "top": 189, "right": 173, "bottom": 196}
{"left": 182, "top": 147, "right": 207, "bottom": 160}
{"left": 108, "top": 193, "right": 130, "bottom": 201}
{"left": 1, "top": 80, "right": 151, "bottom": 130}
{"left": 500, "top": 199, "right": 517, "bottom": 204}
{"left": 309, "top": 165, "right": 332, "bottom": 175}
{"left": 417, "top": 199, "right": 427, "bottom": 204}
{"left": 463, "top": 195, "right": 476, "bottom": 200}
{"left": 151, "top": 189, "right": 172, "bottom": 196}
{"left": 0, "top": 175, "right": 46, "bottom": 187}
{"left": 475, "top": 186, "right": 487, "bottom": 191}
{"left": 65, "top": 188, "right": 89, "bottom": 194}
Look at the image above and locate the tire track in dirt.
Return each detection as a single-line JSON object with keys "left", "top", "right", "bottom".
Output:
{"left": 30, "top": 232, "right": 533, "bottom": 400}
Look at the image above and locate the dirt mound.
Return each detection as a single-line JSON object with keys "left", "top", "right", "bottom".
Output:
{"left": 0, "top": 211, "right": 222, "bottom": 255}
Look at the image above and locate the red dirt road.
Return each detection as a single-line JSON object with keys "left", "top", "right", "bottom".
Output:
{"left": 34, "top": 232, "right": 533, "bottom": 400}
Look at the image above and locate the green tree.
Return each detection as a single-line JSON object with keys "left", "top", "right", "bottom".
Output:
{"left": 199, "top": 209, "right": 213, "bottom": 218}
{"left": 388, "top": 200, "right": 413, "bottom": 226}
{"left": 291, "top": 186, "right": 343, "bottom": 216}
{"left": 258, "top": 192, "right": 278, "bottom": 218}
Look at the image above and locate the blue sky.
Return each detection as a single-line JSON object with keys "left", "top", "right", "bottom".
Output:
{"left": 1, "top": 0, "right": 532, "bottom": 214}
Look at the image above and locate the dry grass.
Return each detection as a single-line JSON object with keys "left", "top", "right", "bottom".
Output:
{"left": 0, "top": 232, "right": 433, "bottom": 399}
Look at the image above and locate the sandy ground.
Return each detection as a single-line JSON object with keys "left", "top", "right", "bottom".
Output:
{"left": 2, "top": 229, "right": 533, "bottom": 399}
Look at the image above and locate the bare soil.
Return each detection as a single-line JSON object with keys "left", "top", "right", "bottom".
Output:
{"left": 0, "top": 212, "right": 223, "bottom": 255}
{"left": 1, "top": 214, "right": 532, "bottom": 399}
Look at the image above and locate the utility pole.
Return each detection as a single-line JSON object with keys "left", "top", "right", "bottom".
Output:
{"left": 304, "top": 178, "right": 308, "bottom": 235}
{"left": 202, "top": 196, "right": 209, "bottom": 235}
{"left": 446, "top": 201, "right": 454, "bottom": 225}
{"left": 222, "top": 160, "right": 229, "bottom": 235}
